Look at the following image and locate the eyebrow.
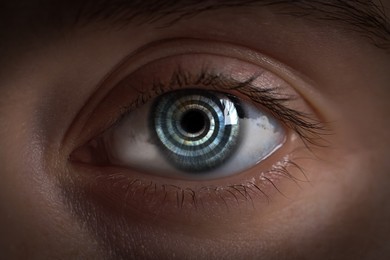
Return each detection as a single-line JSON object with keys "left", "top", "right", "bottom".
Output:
{"left": 72, "top": 0, "right": 390, "bottom": 48}
{"left": 6, "top": 0, "right": 387, "bottom": 50}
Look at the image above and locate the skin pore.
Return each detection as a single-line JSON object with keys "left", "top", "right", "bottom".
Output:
{"left": 0, "top": 0, "right": 390, "bottom": 259}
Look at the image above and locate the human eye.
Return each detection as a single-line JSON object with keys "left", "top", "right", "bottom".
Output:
{"left": 78, "top": 79, "right": 287, "bottom": 179}
{"left": 98, "top": 85, "right": 286, "bottom": 178}
{"left": 67, "top": 39, "right": 325, "bottom": 222}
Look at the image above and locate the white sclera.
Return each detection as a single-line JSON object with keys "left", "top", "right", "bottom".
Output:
{"left": 102, "top": 95, "right": 285, "bottom": 179}
{"left": 103, "top": 105, "right": 174, "bottom": 173}
{"left": 212, "top": 105, "right": 285, "bottom": 177}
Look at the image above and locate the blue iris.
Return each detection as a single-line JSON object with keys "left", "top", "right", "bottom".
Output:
{"left": 151, "top": 89, "right": 243, "bottom": 172}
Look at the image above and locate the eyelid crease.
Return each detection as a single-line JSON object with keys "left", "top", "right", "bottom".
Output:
{"left": 63, "top": 38, "right": 331, "bottom": 156}
{"left": 117, "top": 66, "right": 328, "bottom": 148}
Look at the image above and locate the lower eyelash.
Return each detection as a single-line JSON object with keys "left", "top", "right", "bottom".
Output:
{"left": 96, "top": 155, "right": 308, "bottom": 213}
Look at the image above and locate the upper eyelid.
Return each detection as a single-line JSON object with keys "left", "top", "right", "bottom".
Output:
{"left": 63, "top": 39, "right": 325, "bottom": 149}
{"left": 85, "top": 38, "right": 318, "bottom": 100}
{"left": 98, "top": 63, "right": 326, "bottom": 156}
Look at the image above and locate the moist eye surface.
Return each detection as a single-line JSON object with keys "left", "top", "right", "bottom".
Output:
{"left": 92, "top": 88, "right": 286, "bottom": 180}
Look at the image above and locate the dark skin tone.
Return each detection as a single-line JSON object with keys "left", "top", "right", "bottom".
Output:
{"left": 1, "top": 1, "right": 390, "bottom": 259}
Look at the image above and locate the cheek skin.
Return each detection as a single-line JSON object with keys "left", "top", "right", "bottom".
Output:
{"left": 249, "top": 153, "right": 388, "bottom": 259}
{"left": 0, "top": 106, "right": 99, "bottom": 258}
{"left": 0, "top": 47, "right": 115, "bottom": 257}
{"left": 303, "top": 134, "right": 390, "bottom": 258}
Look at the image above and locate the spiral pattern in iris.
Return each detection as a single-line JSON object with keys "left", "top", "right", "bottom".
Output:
{"left": 151, "top": 89, "right": 241, "bottom": 172}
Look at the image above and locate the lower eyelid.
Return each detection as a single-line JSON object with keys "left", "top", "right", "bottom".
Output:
{"left": 68, "top": 138, "right": 308, "bottom": 225}
{"left": 68, "top": 128, "right": 313, "bottom": 231}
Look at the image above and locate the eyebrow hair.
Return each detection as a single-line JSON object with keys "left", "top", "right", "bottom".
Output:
{"left": 73, "top": 0, "right": 390, "bottom": 49}
{"left": 2, "top": 1, "right": 387, "bottom": 50}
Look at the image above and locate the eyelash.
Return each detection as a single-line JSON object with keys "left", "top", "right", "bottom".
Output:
{"left": 77, "top": 65, "right": 326, "bottom": 210}
{"left": 119, "top": 66, "right": 326, "bottom": 146}
{"left": 102, "top": 156, "right": 308, "bottom": 210}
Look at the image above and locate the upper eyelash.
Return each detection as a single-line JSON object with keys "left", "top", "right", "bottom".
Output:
{"left": 127, "top": 66, "right": 328, "bottom": 146}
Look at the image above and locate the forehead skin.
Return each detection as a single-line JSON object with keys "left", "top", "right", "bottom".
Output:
{"left": 0, "top": 0, "right": 390, "bottom": 259}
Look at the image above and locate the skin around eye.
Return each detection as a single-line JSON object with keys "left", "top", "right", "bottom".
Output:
{"left": 67, "top": 42, "right": 324, "bottom": 228}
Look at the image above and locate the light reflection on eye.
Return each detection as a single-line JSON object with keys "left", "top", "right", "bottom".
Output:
{"left": 101, "top": 89, "right": 285, "bottom": 179}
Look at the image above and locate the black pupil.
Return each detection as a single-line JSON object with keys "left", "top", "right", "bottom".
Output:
{"left": 180, "top": 110, "right": 206, "bottom": 134}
